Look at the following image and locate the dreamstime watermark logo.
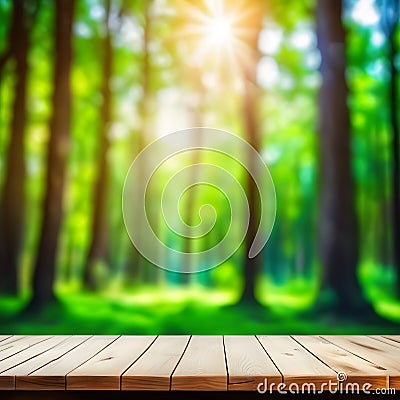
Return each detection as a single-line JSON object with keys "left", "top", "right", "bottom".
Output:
{"left": 257, "top": 372, "right": 396, "bottom": 395}
{"left": 336, "top": 371, "right": 347, "bottom": 382}
{"left": 122, "top": 127, "right": 276, "bottom": 273}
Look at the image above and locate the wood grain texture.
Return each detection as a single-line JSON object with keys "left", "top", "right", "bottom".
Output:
{"left": 18, "top": 336, "right": 118, "bottom": 390}
{"left": 293, "top": 336, "right": 389, "bottom": 390}
{"left": 15, "top": 336, "right": 90, "bottom": 390}
{"left": 0, "top": 335, "right": 397, "bottom": 391}
{"left": 67, "top": 335, "right": 156, "bottom": 390}
{"left": 257, "top": 335, "right": 336, "bottom": 390}
{"left": 369, "top": 335, "right": 400, "bottom": 348}
{"left": 0, "top": 336, "right": 24, "bottom": 349}
{"left": 171, "top": 336, "right": 227, "bottom": 391}
{"left": 122, "top": 335, "right": 190, "bottom": 391}
{"left": 0, "top": 336, "right": 69, "bottom": 390}
{"left": 224, "top": 335, "right": 281, "bottom": 390}
{"left": 323, "top": 335, "right": 400, "bottom": 390}
{"left": 0, "top": 374, "right": 14, "bottom": 390}
{"left": 0, "top": 336, "right": 51, "bottom": 362}
{"left": 383, "top": 335, "right": 400, "bottom": 345}
{"left": 0, "top": 336, "right": 12, "bottom": 344}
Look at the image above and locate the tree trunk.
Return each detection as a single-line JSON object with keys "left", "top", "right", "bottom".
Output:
{"left": 0, "top": 0, "right": 29, "bottom": 295}
{"left": 83, "top": 0, "right": 112, "bottom": 290}
{"left": 126, "top": 0, "right": 154, "bottom": 283}
{"left": 181, "top": 74, "right": 204, "bottom": 284}
{"left": 239, "top": 80, "right": 262, "bottom": 304}
{"left": 386, "top": 1, "right": 400, "bottom": 297}
{"left": 316, "top": 0, "right": 369, "bottom": 313}
{"left": 28, "top": 0, "right": 75, "bottom": 309}
{"left": 239, "top": 13, "right": 263, "bottom": 305}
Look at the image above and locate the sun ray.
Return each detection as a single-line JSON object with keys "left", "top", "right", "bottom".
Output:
{"left": 176, "top": 0, "right": 262, "bottom": 79}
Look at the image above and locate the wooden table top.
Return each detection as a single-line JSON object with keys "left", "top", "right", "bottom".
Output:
{"left": 0, "top": 335, "right": 398, "bottom": 391}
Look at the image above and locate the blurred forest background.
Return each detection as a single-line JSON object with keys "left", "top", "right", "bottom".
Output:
{"left": 0, "top": 0, "right": 400, "bottom": 334}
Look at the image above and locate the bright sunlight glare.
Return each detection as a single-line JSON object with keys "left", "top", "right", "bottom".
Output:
{"left": 206, "top": 15, "right": 234, "bottom": 46}
{"left": 181, "top": 0, "right": 259, "bottom": 77}
{"left": 351, "top": 0, "right": 379, "bottom": 26}
{"left": 181, "top": 0, "right": 261, "bottom": 79}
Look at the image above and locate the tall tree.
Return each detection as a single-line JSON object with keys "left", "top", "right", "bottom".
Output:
{"left": 28, "top": 0, "right": 75, "bottom": 309}
{"left": 316, "top": 0, "right": 371, "bottom": 314}
{"left": 83, "top": 0, "right": 113, "bottom": 289}
{"left": 0, "top": 0, "right": 32, "bottom": 295}
{"left": 138, "top": 0, "right": 156, "bottom": 282}
{"left": 124, "top": 0, "right": 157, "bottom": 283}
{"left": 380, "top": 0, "right": 400, "bottom": 297}
{"left": 238, "top": 4, "right": 264, "bottom": 305}
{"left": 181, "top": 93, "right": 204, "bottom": 284}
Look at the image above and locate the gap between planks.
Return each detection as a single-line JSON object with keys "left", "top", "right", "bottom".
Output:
{"left": 0, "top": 335, "right": 398, "bottom": 391}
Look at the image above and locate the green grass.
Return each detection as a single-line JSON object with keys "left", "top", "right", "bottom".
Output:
{"left": 359, "top": 262, "right": 400, "bottom": 322}
{"left": 0, "top": 282, "right": 398, "bottom": 334}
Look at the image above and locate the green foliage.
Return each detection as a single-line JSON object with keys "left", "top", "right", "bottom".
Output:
{"left": 0, "top": 0, "right": 399, "bottom": 331}
{"left": 1, "top": 284, "right": 398, "bottom": 334}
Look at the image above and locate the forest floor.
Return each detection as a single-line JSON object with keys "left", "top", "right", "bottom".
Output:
{"left": 0, "top": 284, "right": 399, "bottom": 334}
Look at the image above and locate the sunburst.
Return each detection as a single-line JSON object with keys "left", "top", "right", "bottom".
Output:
{"left": 177, "top": 0, "right": 263, "bottom": 79}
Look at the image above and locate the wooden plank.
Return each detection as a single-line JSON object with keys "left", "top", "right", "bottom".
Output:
{"left": 293, "top": 336, "right": 389, "bottom": 390}
{"left": 0, "top": 336, "right": 69, "bottom": 390}
{"left": 0, "top": 336, "right": 51, "bottom": 361}
{"left": 257, "top": 335, "right": 336, "bottom": 390}
{"left": 0, "top": 335, "right": 397, "bottom": 392}
{"left": 14, "top": 336, "right": 90, "bottom": 390}
{"left": 122, "top": 335, "right": 190, "bottom": 391}
{"left": 17, "top": 336, "right": 119, "bottom": 390}
{"left": 171, "top": 335, "right": 227, "bottom": 391}
{"left": 67, "top": 336, "right": 156, "bottom": 390}
{"left": 323, "top": 335, "right": 400, "bottom": 390}
{"left": 0, "top": 336, "right": 12, "bottom": 344}
{"left": 383, "top": 335, "right": 400, "bottom": 345}
{"left": 0, "top": 336, "right": 27, "bottom": 349}
{"left": 224, "top": 335, "right": 281, "bottom": 391}
{"left": 369, "top": 335, "right": 400, "bottom": 348}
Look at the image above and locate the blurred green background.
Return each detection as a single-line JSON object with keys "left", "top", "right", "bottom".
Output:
{"left": 0, "top": 0, "right": 399, "bottom": 334}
